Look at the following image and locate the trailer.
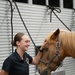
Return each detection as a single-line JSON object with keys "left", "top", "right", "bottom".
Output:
{"left": 0, "top": 0, "right": 75, "bottom": 75}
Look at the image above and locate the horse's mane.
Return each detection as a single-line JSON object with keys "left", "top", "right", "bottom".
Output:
{"left": 46, "top": 30, "right": 75, "bottom": 51}
{"left": 59, "top": 30, "right": 75, "bottom": 51}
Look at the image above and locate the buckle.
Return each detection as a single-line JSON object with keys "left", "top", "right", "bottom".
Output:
{"left": 56, "top": 42, "right": 60, "bottom": 47}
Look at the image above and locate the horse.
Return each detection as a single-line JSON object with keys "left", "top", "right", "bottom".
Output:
{"left": 37, "top": 29, "right": 75, "bottom": 75}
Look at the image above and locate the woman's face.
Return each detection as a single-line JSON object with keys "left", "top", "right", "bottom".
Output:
{"left": 17, "top": 35, "right": 30, "bottom": 51}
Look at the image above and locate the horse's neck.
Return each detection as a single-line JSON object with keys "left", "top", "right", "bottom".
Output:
{"left": 60, "top": 32, "right": 75, "bottom": 58}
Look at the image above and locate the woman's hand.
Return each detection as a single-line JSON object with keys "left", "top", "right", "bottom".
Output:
{"left": 40, "top": 40, "right": 47, "bottom": 50}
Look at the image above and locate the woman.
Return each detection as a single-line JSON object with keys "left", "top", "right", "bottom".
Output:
{"left": 1, "top": 32, "right": 46, "bottom": 75}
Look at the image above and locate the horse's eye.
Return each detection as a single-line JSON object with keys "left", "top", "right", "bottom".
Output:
{"left": 46, "top": 48, "right": 48, "bottom": 50}
{"left": 44, "top": 48, "right": 48, "bottom": 51}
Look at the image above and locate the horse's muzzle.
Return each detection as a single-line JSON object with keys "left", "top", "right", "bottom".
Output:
{"left": 39, "top": 70, "right": 51, "bottom": 75}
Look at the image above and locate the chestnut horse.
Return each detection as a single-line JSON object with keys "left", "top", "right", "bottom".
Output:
{"left": 37, "top": 29, "right": 75, "bottom": 75}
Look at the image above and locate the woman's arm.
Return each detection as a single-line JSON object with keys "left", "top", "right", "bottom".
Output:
{"left": 32, "top": 51, "right": 43, "bottom": 65}
{"left": 1, "top": 70, "right": 8, "bottom": 75}
{"left": 32, "top": 40, "right": 47, "bottom": 65}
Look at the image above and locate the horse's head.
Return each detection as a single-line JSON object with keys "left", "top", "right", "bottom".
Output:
{"left": 38, "top": 29, "right": 65, "bottom": 75}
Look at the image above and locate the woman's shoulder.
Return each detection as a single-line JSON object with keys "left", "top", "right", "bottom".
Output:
{"left": 8, "top": 52, "right": 17, "bottom": 60}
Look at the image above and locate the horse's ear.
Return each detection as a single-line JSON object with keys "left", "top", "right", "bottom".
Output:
{"left": 51, "top": 29, "right": 60, "bottom": 40}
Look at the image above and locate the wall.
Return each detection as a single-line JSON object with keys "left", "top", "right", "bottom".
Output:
{"left": 0, "top": 0, "right": 75, "bottom": 75}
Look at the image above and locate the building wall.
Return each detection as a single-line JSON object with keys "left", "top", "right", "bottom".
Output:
{"left": 0, "top": 0, "right": 75, "bottom": 75}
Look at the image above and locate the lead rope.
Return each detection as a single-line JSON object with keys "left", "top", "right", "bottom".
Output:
{"left": 13, "top": 1, "right": 38, "bottom": 49}
{"left": 8, "top": 0, "right": 14, "bottom": 53}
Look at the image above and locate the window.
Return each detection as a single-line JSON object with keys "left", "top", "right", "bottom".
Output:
{"left": 14, "top": 0, "right": 28, "bottom": 3}
{"left": 33, "top": 0, "right": 46, "bottom": 6}
{"left": 63, "top": 0, "right": 73, "bottom": 9}
{"left": 49, "top": 0, "right": 60, "bottom": 7}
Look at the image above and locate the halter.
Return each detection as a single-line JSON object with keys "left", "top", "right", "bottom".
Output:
{"left": 39, "top": 41, "right": 60, "bottom": 71}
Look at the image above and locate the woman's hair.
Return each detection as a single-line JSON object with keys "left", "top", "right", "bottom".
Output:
{"left": 11, "top": 32, "right": 25, "bottom": 46}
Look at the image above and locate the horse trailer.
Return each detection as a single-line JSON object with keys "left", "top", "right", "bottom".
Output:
{"left": 0, "top": 0, "right": 75, "bottom": 75}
